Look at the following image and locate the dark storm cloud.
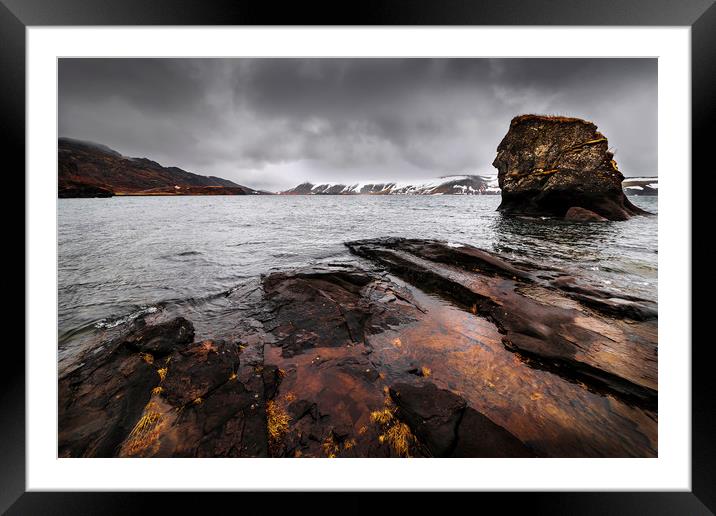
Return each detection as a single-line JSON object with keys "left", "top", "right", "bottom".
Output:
{"left": 59, "top": 58, "right": 657, "bottom": 191}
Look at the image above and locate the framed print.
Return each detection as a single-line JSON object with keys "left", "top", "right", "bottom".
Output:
{"left": 6, "top": 0, "right": 715, "bottom": 513}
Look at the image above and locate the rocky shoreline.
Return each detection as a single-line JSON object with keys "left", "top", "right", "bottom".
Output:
{"left": 59, "top": 238, "right": 657, "bottom": 458}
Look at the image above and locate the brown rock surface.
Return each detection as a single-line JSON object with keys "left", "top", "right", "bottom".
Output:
{"left": 58, "top": 318, "right": 195, "bottom": 457}
{"left": 346, "top": 238, "right": 657, "bottom": 408}
{"left": 259, "top": 268, "right": 427, "bottom": 457}
{"left": 59, "top": 240, "right": 657, "bottom": 458}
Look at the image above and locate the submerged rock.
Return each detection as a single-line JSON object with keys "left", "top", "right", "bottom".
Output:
{"left": 493, "top": 114, "right": 649, "bottom": 221}
{"left": 564, "top": 206, "right": 608, "bottom": 222}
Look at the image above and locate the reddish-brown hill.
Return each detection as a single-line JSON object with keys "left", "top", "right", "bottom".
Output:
{"left": 58, "top": 138, "right": 265, "bottom": 197}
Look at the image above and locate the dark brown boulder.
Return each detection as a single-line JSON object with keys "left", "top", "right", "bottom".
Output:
{"left": 389, "top": 382, "right": 533, "bottom": 457}
{"left": 452, "top": 408, "right": 534, "bottom": 458}
{"left": 123, "top": 317, "right": 194, "bottom": 356}
{"left": 493, "top": 115, "right": 649, "bottom": 221}
{"left": 389, "top": 382, "right": 466, "bottom": 456}
{"left": 564, "top": 206, "right": 608, "bottom": 222}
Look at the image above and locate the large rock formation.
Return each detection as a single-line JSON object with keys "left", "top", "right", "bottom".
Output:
{"left": 493, "top": 115, "right": 649, "bottom": 220}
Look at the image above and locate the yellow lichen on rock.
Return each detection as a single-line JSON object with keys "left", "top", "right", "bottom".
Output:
{"left": 121, "top": 401, "right": 165, "bottom": 457}
{"left": 322, "top": 433, "right": 340, "bottom": 457}
{"left": 267, "top": 400, "right": 290, "bottom": 452}
{"left": 370, "top": 397, "right": 416, "bottom": 457}
{"left": 139, "top": 352, "right": 154, "bottom": 364}
{"left": 383, "top": 422, "right": 414, "bottom": 457}
{"left": 370, "top": 408, "right": 394, "bottom": 425}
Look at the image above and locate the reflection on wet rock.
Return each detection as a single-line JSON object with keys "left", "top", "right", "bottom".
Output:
{"left": 59, "top": 239, "right": 657, "bottom": 458}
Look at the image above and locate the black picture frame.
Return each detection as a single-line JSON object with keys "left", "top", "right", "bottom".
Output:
{"left": 5, "top": 0, "right": 714, "bottom": 513}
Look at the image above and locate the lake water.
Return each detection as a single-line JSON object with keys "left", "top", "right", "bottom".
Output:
{"left": 58, "top": 195, "right": 657, "bottom": 360}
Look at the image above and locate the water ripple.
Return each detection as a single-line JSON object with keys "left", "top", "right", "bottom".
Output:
{"left": 58, "top": 195, "right": 657, "bottom": 348}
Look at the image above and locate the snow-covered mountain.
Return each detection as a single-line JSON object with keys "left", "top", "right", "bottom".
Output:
{"left": 622, "top": 177, "right": 658, "bottom": 196}
{"left": 281, "top": 175, "right": 500, "bottom": 195}
{"left": 280, "top": 174, "right": 656, "bottom": 197}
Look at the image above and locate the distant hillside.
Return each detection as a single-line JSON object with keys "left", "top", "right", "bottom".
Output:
{"left": 58, "top": 138, "right": 265, "bottom": 197}
{"left": 281, "top": 175, "right": 500, "bottom": 195}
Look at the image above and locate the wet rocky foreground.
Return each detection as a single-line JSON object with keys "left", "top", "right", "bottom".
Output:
{"left": 59, "top": 238, "right": 657, "bottom": 458}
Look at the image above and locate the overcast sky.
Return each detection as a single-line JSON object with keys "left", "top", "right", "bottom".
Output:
{"left": 59, "top": 58, "right": 657, "bottom": 191}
